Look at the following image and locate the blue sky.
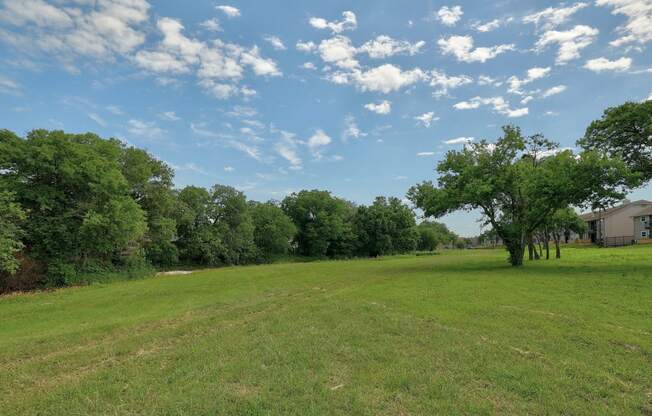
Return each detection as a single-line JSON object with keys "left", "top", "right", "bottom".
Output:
{"left": 1, "top": 0, "right": 651, "bottom": 236}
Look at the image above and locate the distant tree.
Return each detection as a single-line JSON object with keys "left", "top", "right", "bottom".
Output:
{"left": 282, "top": 190, "right": 356, "bottom": 258}
{"left": 579, "top": 100, "right": 652, "bottom": 183}
{"left": 175, "top": 186, "right": 222, "bottom": 265}
{"left": 417, "top": 221, "right": 457, "bottom": 251}
{"left": 0, "top": 129, "right": 147, "bottom": 283}
{"left": 548, "top": 208, "right": 587, "bottom": 259}
{"left": 250, "top": 201, "right": 296, "bottom": 261}
{"left": 0, "top": 191, "right": 25, "bottom": 275}
{"left": 210, "top": 185, "right": 256, "bottom": 265}
{"left": 120, "top": 146, "right": 178, "bottom": 266}
{"left": 408, "top": 126, "right": 634, "bottom": 266}
{"left": 353, "top": 196, "right": 418, "bottom": 257}
{"left": 477, "top": 228, "right": 499, "bottom": 247}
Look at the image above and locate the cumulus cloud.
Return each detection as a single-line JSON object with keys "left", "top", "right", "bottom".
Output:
{"left": 358, "top": 35, "right": 425, "bottom": 59}
{"left": 445, "top": 137, "right": 474, "bottom": 145}
{"left": 309, "top": 11, "right": 357, "bottom": 33}
{"left": 507, "top": 66, "right": 551, "bottom": 94}
{"left": 200, "top": 18, "right": 221, "bottom": 32}
{"left": 596, "top": 0, "right": 652, "bottom": 46}
{"left": 296, "top": 40, "right": 316, "bottom": 52}
{"left": 454, "top": 96, "right": 528, "bottom": 118}
{"left": 264, "top": 35, "right": 286, "bottom": 50}
{"left": 541, "top": 85, "right": 567, "bottom": 98}
{"left": 438, "top": 35, "right": 514, "bottom": 63}
{"left": 159, "top": 111, "right": 180, "bottom": 121}
{"left": 472, "top": 17, "right": 513, "bottom": 32}
{"left": 417, "top": 151, "right": 435, "bottom": 156}
{"left": 127, "top": 119, "right": 165, "bottom": 139}
{"left": 216, "top": 5, "right": 240, "bottom": 18}
{"left": 583, "top": 56, "right": 632, "bottom": 72}
{"left": 0, "top": 0, "right": 150, "bottom": 62}
{"left": 414, "top": 112, "right": 439, "bottom": 127}
{"left": 430, "top": 70, "right": 473, "bottom": 96}
{"left": 535, "top": 25, "right": 599, "bottom": 65}
{"left": 436, "top": 6, "right": 463, "bottom": 26}
{"left": 318, "top": 36, "right": 359, "bottom": 69}
{"left": 523, "top": 3, "right": 588, "bottom": 31}
{"left": 341, "top": 115, "right": 367, "bottom": 142}
{"left": 364, "top": 100, "right": 392, "bottom": 114}
{"left": 307, "top": 129, "right": 332, "bottom": 159}
{"left": 328, "top": 64, "right": 427, "bottom": 93}
{"left": 301, "top": 62, "right": 317, "bottom": 70}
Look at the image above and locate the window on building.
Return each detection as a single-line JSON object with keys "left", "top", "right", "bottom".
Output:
{"left": 642, "top": 231, "right": 648, "bottom": 238}
{"left": 642, "top": 216, "right": 648, "bottom": 223}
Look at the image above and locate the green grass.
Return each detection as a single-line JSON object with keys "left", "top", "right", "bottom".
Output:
{"left": 1, "top": 246, "right": 651, "bottom": 415}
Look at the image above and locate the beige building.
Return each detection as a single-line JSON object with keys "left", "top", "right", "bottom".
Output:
{"left": 579, "top": 200, "right": 652, "bottom": 246}
{"left": 632, "top": 206, "right": 652, "bottom": 242}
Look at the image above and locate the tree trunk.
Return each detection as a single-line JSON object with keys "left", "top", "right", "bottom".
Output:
{"left": 555, "top": 236, "right": 561, "bottom": 259}
{"left": 506, "top": 238, "right": 525, "bottom": 266}
{"left": 545, "top": 238, "right": 549, "bottom": 260}
{"left": 527, "top": 234, "right": 534, "bottom": 261}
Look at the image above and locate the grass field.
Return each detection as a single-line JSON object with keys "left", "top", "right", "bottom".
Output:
{"left": 1, "top": 246, "right": 651, "bottom": 415}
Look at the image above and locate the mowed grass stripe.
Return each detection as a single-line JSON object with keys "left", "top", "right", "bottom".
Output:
{"left": 1, "top": 247, "right": 651, "bottom": 415}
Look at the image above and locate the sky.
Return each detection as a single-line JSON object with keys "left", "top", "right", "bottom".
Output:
{"left": 1, "top": 0, "right": 651, "bottom": 236}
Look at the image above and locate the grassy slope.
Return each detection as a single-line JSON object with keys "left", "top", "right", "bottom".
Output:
{"left": 1, "top": 247, "right": 651, "bottom": 415}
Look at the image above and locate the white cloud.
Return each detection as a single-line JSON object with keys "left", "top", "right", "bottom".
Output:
{"left": 275, "top": 131, "right": 302, "bottom": 169}
{"left": 541, "top": 85, "right": 567, "bottom": 98}
{"left": 301, "top": 62, "right": 316, "bottom": 70}
{"left": 507, "top": 66, "right": 551, "bottom": 94}
{"left": 647, "top": 92, "right": 652, "bottom": 101}
{"left": 596, "top": 0, "right": 652, "bottom": 46}
{"left": 159, "top": 111, "right": 180, "bottom": 121}
{"left": 358, "top": 35, "right": 425, "bottom": 59}
{"left": 454, "top": 96, "right": 529, "bottom": 118}
{"left": 583, "top": 56, "right": 632, "bottom": 72}
{"left": 307, "top": 129, "right": 332, "bottom": 159}
{"left": 445, "top": 137, "right": 474, "bottom": 145}
{"left": 0, "top": 0, "right": 150, "bottom": 62}
{"left": 417, "top": 151, "right": 435, "bottom": 156}
{"left": 438, "top": 35, "right": 514, "bottom": 63}
{"left": 198, "top": 79, "right": 238, "bottom": 99}
{"left": 264, "top": 35, "right": 286, "bottom": 51}
{"left": 349, "top": 64, "right": 427, "bottom": 93}
{"left": 134, "top": 50, "right": 189, "bottom": 74}
{"left": 341, "top": 115, "right": 366, "bottom": 142}
{"left": 200, "top": 18, "right": 221, "bottom": 32}
{"left": 430, "top": 70, "right": 473, "bottom": 96}
{"left": 364, "top": 100, "right": 392, "bottom": 114}
{"left": 523, "top": 3, "right": 588, "bottom": 31}
{"left": 472, "top": 17, "right": 513, "bottom": 32}
{"left": 296, "top": 40, "right": 316, "bottom": 52}
{"left": 318, "top": 36, "right": 359, "bottom": 69}
{"left": 216, "top": 5, "right": 240, "bottom": 18}
{"left": 106, "top": 105, "right": 123, "bottom": 115}
{"left": 309, "top": 11, "right": 357, "bottom": 34}
{"left": 88, "top": 112, "right": 107, "bottom": 127}
{"left": 535, "top": 25, "right": 599, "bottom": 65}
{"left": 224, "top": 166, "right": 234, "bottom": 172}
{"left": 0, "top": 74, "right": 21, "bottom": 95}
{"left": 477, "top": 75, "right": 502, "bottom": 87}
{"left": 437, "top": 6, "right": 463, "bottom": 26}
{"left": 240, "top": 46, "right": 282, "bottom": 76}
{"left": 414, "top": 112, "right": 438, "bottom": 127}
{"left": 127, "top": 119, "right": 165, "bottom": 139}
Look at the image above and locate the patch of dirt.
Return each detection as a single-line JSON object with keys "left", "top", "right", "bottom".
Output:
{"left": 155, "top": 271, "right": 195, "bottom": 276}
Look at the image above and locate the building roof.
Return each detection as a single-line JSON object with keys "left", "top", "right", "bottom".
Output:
{"left": 580, "top": 200, "right": 652, "bottom": 221}
{"left": 631, "top": 206, "right": 652, "bottom": 218}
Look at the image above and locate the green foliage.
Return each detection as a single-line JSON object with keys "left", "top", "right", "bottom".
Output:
{"left": 0, "top": 191, "right": 25, "bottom": 274}
{"left": 417, "top": 221, "right": 457, "bottom": 251}
{"left": 250, "top": 202, "right": 297, "bottom": 261}
{"left": 353, "top": 197, "right": 418, "bottom": 257}
{"left": 409, "top": 126, "right": 633, "bottom": 266}
{"left": 282, "top": 190, "right": 356, "bottom": 258}
{"left": 579, "top": 100, "right": 652, "bottom": 183}
{"left": 175, "top": 186, "right": 222, "bottom": 265}
{"left": 0, "top": 129, "right": 147, "bottom": 284}
{"left": 210, "top": 185, "right": 257, "bottom": 265}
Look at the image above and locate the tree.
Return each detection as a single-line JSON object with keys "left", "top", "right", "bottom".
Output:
{"left": 408, "top": 126, "right": 633, "bottom": 266}
{"left": 250, "top": 201, "right": 296, "bottom": 261}
{"left": 120, "top": 146, "right": 178, "bottom": 266}
{"left": 353, "top": 196, "right": 418, "bottom": 257}
{"left": 0, "top": 191, "right": 25, "bottom": 275}
{"left": 210, "top": 185, "right": 257, "bottom": 265}
{"left": 579, "top": 100, "right": 652, "bottom": 183}
{"left": 0, "top": 130, "right": 147, "bottom": 283}
{"left": 417, "top": 221, "right": 457, "bottom": 251}
{"left": 175, "top": 186, "right": 222, "bottom": 265}
{"left": 548, "top": 208, "right": 587, "bottom": 259}
{"left": 282, "top": 190, "right": 356, "bottom": 258}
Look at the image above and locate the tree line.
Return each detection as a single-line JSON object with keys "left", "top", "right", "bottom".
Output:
{"left": 0, "top": 129, "right": 458, "bottom": 291}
